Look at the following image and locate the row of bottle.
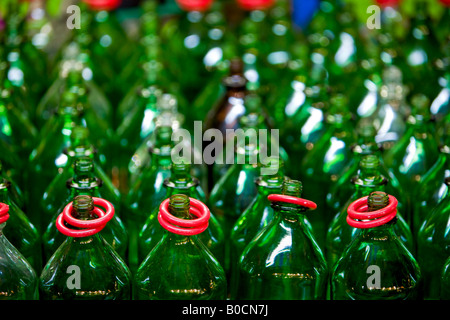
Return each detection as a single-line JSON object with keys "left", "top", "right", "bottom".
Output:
{"left": 1, "top": 138, "right": 449, "bottom": 299}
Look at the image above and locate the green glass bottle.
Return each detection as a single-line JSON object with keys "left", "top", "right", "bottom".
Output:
{"left": 236, "top": 2, "right": 273, "bottom": 98}
{"left": 40, "top": 194, "right": 131, "bottom": 300}
{"left": 331, "top": 191, "right": 422, "bottom": 300}
{"left": 78, "top": 0, "right": 134, "bottom": 104}
{"left": 161, "top": 0, "right": 216, "bottom": 102}
{"left": 383, "top": 93, "right": 439, "bottom": 228}
{"left": 413, "top": 120, "right": 449, "bottom": 234}
{"left": 0, "top": 52, "right": 38, "bottom": 162}
{"left": 27, "top": 93, "right": 108, "bottom": 230}
{"left": 327, "top": 2, "right": 367, "bottom": 99}
{"left": 326, "top": 155, "right": 414, "bottom": 268}
{"left": 138, "top": 161, "right": 224, "bottom": 268}
{"left": 417, "top": 177, "right": 450, "bottom": 300}
{"left": 126, "top": 125, "right": 174, "bottom": 271}
{"left": 229, "top": 158, "right": 285, "bottom": 293}
{"left": 0, "top": 202, "right": 39, "bottom": 300}
{"left": 126, "top": 94, "right": 188, "bottom": 189}
{"left": 401, "top": 0, "right": 442, "bottom": 102}
{"left": 441, "top": 256, "right": 450, "bottom": 300}
{"left": 0, "top": 178, "right": 41, "bottom": 273}
{"left": 42, "top": 157, "right": 128, "bottom": 263}
{"left": 37, "top": 54, "right": 113, "bottom": 134}
{"left": 264, "top": 0, "right": 297, "bottom": 79}
{"left": 371, "top": 65, "right": 409, "bottom": 152}
{"left": 1, "top": 0, "right": 48, "bottom": 107}
{"left": 300, "top": 93, "right": 357, "bottom": 248}
{"left": 117, "top": 0, "right": 188, "bottom": 128}
{"left": 232, "top": 179, "right": 328, "bottom": 300}
{"left": 208, "top": 117, "right": 262, "bottom": 273}
{"left": 265, "top": 37, "right": 309, "bottom": 127}
{"left": 275, "top": 64, "right": 329, "bottom": 180}
{"left": 134, "top": 194, "right": 227, "bottom": 300}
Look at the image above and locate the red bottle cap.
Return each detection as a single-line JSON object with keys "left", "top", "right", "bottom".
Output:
{"left": 82, "top": 0, "right": 121, "bottom": 11}
{"left": 158, "top": 197, "right": 210, "bottom": 236}
{"left": 236, "top": 0, "right": 275, "bottom": 10}
{"left": 347, "top": 194, "right": 398, "bottom": 229}
{"left": 56, "top": 197, "right": 115, "bottom": 237}
{"left": 0, "top": 203, "right": 9, "bottom": 224}
{"left": 375, "top": 0, "right": 400, "bottom": 7}
{"left": 176, "top": 0, "right": 214, "bottom": 11}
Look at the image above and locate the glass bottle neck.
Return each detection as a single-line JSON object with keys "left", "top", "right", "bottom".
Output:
{"left": 358, "top": 219, "right": 397, "bottom": 238}
{"left": 271, "top": 203, "right": 308, "bottom": 226}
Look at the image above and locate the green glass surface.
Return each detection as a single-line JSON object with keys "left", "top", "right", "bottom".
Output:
{"left": 417, "top": 178, "right": 450, "bottom": 300}
{"left": 134, "top": 194, "right": 227, "bottom": 300}
{"left": 232, "top": 179, "right": 328, "bottom": 300}
{"left": 40, "top": 195, "right": 132, "bottom": 300}
{"left": 0, "top": 217, "right": 38, "bottom": 300}
{"left": 331, "top": 191, "right": 422, "bottom": 300}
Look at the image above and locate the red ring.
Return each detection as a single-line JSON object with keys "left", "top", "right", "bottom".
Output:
{"left": 158, "top": 197, "right": 210, "bottom": 236}
{"left": 56, "top": 197, "right": 115, "bottom": 237}
{"left": 267, "top": 194, "right": 317, "bottom": 211}
{"left": 0, "top": 203, "right": 9, "bottom": 224}
{"left": 83, "top": 0, "right": 121, "bottom": 11}
{"left": 347, "top": 195, "right": 398, "bottom": 229}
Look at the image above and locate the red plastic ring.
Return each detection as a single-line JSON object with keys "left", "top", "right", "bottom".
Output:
{"left": 236, "top": 0, "right": 274, "bottom": 10}
{"left": 176, "top": 0, "right": 214, "bottom": 11}
{"left": 347, "top": 195, "right": 398, "bottom": 229}
{"left": 56, "top": 197, "right": 115, "bottom": 237}
{"left": 267, "top": 194, "right": 317, "bottom": 211}
{"left": 0, "top": 203, "right": 9, "bottom": 224}
{"left": 158, "top": 197, "right": 210, "bottom": 235}
{"left": 83, "top": 0, "right": 121, "bottom": 11}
